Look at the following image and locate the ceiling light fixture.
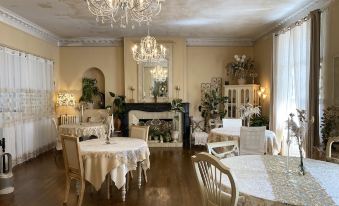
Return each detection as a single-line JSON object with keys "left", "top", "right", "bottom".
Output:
{"left": 85, "top": 0, "right": 163, "bottom": 28}
{"left": 150, "top": 65, "right": 167, "bottom": 82}
{"left": 132, "top": 29, "right": 166, "bottom": 63}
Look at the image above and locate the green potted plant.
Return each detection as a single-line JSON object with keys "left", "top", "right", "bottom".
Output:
{"left": 198, "top": 90, "right": 228, "bottom": 130}
{"left": 109, "top": 92, "right": 126, "bottom": 131}
{"left": 321, "top": 106, "right": 337, "bottom": 149}
{"left": 171, "top": 98, "right": 185, "bottom": 143}
{"left": 79, "top": 78, "right": 99, "bottom": 108}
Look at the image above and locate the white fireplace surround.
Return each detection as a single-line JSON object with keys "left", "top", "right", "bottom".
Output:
{"left": 128, "top": 110, "right": 183, "bottom": 143}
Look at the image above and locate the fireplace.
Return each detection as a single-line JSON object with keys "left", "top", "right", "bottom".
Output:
{"left": 121, "top": 103, "right": 190, "bottom": 148}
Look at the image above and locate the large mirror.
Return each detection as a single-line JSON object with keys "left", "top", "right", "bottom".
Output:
{"left": 138, "top": 44, "right": 172, "bottom": 102}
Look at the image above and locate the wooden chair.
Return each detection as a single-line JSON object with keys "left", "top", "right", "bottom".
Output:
{"left": 207, "top": 140, "right": 239, "bottom": 159}
{"left": 191, "top": 152, "right": 239, "bottom": 206}
{"left": 240, "top": 126, "right": 266, "bottom": 155}
{"left": 61, "top": 135, "right": 85, "bottom": 206}
{"left": 129, "top": 125, "right": 150, "bottom": 185}
{"left": 326, "top": 136, "right": 339, "bottom": 164}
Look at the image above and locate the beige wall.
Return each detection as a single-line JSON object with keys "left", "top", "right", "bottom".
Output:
{"left": 124, "top": 37, "right": 187, "bottom": 102}
{"left": 0, "top": 22, "right": 60, "bottom": 88}
{"left": 253, "top": 35, "right": 273, "bottom": 117}
{"left": 59, "top": 46, "right": 124, "bottom": 106}
{"left": 187, "top": 46, "right": 254, "bottom": 118}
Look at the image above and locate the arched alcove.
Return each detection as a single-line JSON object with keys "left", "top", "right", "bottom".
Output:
{"left": 83, "top": 67, "right": 105, "bottom": 109}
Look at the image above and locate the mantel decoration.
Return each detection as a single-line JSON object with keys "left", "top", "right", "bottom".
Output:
{"left": 132, "top": 29, "right": 167, "bottom": 63}
{"left": 85, "top": 0, "right": 163, "bottom": 28}
{"left": 239, "top": 103, "right": 261, "bottom": 126}
{"left": 287, "top": 109, "right": 308, "bottom": 175}
{"left": 227, "top": 54, "right": 255, "bottom": 85}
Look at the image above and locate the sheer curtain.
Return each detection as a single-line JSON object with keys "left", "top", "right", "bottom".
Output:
{"left": 0, "top": 46, "right": 55, "bottom": 166}
{"left": 272, "top": 19, "right": 311, "bottom": 156}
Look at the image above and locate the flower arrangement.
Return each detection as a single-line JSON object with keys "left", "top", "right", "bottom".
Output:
{"left": 227, "top": 55, "right": 255, "bottom": 79}
{"left": 287, "top": 109, "right": 308, "bottom": 175}
{"left": 239, "top": 104, "right": 261, "bottom": 126}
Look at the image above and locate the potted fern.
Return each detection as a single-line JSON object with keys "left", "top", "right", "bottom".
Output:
{"left": 109, "top": 92, "right": 126, "bottom": 131}
{"left": 79, "top": 78, "right": 99, "bottom": 109}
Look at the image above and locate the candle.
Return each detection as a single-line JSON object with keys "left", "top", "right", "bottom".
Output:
{"left": 81, "top": 105, "right": 84, "bottom": 122}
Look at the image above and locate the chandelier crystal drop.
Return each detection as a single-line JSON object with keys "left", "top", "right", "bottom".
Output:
{"left": 132, "top": 32, "right": 166, "bottom": 63}
{"left": 85, "top": 0, "right": 163, "bottom": 28}
{"left": 150, "top": 65, "right": 167, "bottom": 82}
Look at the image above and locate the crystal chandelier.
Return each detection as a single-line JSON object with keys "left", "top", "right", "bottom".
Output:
{"left": 150, "top": 65, "right": 167, "bottom": 82}
{"left": 132, "top": 30, "right": 166, "bottom": 63}
{"left": 85, "top": 0, "right": 163, "bottom": 28}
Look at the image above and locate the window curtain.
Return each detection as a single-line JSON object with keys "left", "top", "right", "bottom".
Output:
{"left": 0, "top": 46, "right": 55, "bottom": 166}
{"left": 272, "top": 19, "right": 311, "bottom": 156}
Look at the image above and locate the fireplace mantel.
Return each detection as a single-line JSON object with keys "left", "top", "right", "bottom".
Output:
{"left": 121, "top": 103, "right": 190, "bottom": 148}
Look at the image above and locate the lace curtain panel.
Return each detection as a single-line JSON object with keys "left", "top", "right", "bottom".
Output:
{"left": 0, "top": 46, "right": 55, "bottom": 166}
{"left": 272, "top": 19, "right": 311, "bottom": 156}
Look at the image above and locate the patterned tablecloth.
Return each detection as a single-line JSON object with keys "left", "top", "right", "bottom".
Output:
{"left": 59, "top": 123, "right": 106, "bottom": 139}
{"left": 208, "top": 128, "right": 281, "bottom": 155}
{"left": 80, "top": 137, "right": 150, "bottom": 191}
{"left": 221, "top": 155, "right": 339, "bottom": 206}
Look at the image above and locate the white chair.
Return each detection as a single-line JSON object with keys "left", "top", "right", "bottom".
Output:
{"left": 60, "top": 114, "right": 78, "bottom": 125}
{"left": 61, "top": 135, "right": 85, "bottom": 206}
{"left": 240, "top": 126, "right": 266, "bottom": 155}
{"left": 326, "top": 136, "right": 339, "bottom": 164}
{"left": 191, "top": 152, "right": 239, "bottom": 206}
{"left": 207, "top": 140, "right": 239, "bottom": 159}
{"left": 222, "top": 118, "right": 242, "bottom": 132}
{"left": 190, "top": 119, "right": 209, "bottom": 147}
{"left": 129, "top": 125, "right": 150, "bottom": 185}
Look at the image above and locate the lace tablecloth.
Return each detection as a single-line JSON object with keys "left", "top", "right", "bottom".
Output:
{"left": 209, "top": 128, "right": 281, "bottom": 155}
{"left": 59, "top": 123, "right": 106, "bottom": 139}
{"left": 221, "top": 155, "right": 339, "bottom": 206}
{"left": 80, "top": 137, "right": 150, "bottom": 191}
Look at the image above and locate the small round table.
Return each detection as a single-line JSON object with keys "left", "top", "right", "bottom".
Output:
{"left": 221, "top": 155, "right": 339, "bottom": 205}
{"left": 80, "top": 137, "right": 150, "bottom": 201}
{"left": 59, "top": 123, "right": 106, "bottom": 139}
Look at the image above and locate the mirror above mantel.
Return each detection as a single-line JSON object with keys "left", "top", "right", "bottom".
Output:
{"left": 138, "top": 44, "right": 173, "bottom": 102}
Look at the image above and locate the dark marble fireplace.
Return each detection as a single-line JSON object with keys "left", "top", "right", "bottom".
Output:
{"left": 121, "top": 103, "right": 190, "bottom": 148}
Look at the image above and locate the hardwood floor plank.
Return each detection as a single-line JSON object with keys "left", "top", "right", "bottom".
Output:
{"left": 0, "top": 147, "right": 204, "bottom": 206}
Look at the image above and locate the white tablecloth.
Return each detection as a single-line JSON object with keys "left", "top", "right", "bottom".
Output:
{"left": 80, "top": 137, "right": 150, "bottom": 191}
{"left": 209, "top": 128, "right": 281, "bottom": 155}
{"left": 221, "top": 155, "right": 339, "bottom": 206}
{"left": 59, "top": 123, "right": 106, "bottom": 139}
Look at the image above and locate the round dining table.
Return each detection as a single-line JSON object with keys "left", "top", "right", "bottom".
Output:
{"left": 80, "top": 137, "right": 150, "bottom": 201}
{"left": 221, "top": 155, "right": 339, "bottom": 206}
{"left": 209, "top": 128, "right": 281, "bottom": 155}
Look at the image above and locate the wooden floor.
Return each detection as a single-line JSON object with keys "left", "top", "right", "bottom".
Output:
{"left": 0, "top": 147, "right": 204, "bottom": 206}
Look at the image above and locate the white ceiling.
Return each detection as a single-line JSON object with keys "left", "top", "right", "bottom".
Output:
{"left": 0, "top": 0, "right": 313, "bottom": 39}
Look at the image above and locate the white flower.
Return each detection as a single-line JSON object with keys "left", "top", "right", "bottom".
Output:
{"left": 234, "top": 55, "right": 239, "bottom": 59}
{"left": 242, "top": 55, "right": 246, "bottom": 59}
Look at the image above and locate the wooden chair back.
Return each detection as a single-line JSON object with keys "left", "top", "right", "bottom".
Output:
{"left": 191, "top": 152, "right": 239, "bottom": 206}
{"left": 61, "top": 135, "right": 84, "bottom": 180}
{"left": 130, "top": 125, "right": 150, "bottom": 142}
{"left": 240, "top": 126, "right": 266, "bottom": 155}
{"left": 326, "top": 136, "right": 339, "bottom": 163}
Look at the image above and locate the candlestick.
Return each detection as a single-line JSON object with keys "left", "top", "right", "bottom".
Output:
{"left": 81, "top": 104, "right": 84, "bottom": 123}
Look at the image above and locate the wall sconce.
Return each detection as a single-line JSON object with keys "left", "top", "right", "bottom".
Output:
{"left": 175, "top": 85, "right": 180, "bottom": 99}
{"left": 257, "top": 87, "right": 268, "bottom": 102}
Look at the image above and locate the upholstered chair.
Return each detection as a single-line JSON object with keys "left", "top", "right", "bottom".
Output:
{"left": 240, "top": 126, "right": 266, "bottom": 155}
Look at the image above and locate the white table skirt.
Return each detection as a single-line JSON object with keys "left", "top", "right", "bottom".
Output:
{"left": 221, "top": 155, "right": 339, "bottom": 206}
{"left": 80, "top": 137, "right": 150, "bottom": 190}
{"left": 59, "top": 123, "right": 106, "bottom": 139}
{"left": 209, "top": 128, "right": 281, "bottom": 155}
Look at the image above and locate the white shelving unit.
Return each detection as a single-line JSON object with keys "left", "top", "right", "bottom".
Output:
{"left": 224, "top": 84, "right": 260, "bottom": 118}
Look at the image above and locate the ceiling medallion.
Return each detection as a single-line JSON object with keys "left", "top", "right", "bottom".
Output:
{"left": 85, "top": 0, "right": 163, "bottom": 28}
{"left": 150, "top": 65, "right": 167, "bottom": 82}
{"left": 132, "top": 30, "right": 166, "bottom": 63}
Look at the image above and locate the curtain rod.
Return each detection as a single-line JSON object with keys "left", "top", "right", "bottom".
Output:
{"left": 0, "top": 42, "right": 54, "bottom": 63}
{"left": 274, "top": 15, "right": 310, "bottom": 37}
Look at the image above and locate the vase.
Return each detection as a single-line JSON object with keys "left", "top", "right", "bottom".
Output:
{"left": 237, "top": 78, "right": 246, "bottom": 85}
{"left": 114, "top": 117, "right": 121, "bottom": 131}
{"left": 154, "top": 96, "right": 157, "bottom": 103}
{"left": 171, "top": 131, "right": 179, "bottom": 143}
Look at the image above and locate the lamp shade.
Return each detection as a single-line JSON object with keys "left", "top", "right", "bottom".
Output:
{"left": 56, "top": 92, "right": 76, "bottom": 107}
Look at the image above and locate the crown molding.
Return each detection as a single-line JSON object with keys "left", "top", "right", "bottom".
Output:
{"left": 186, "top": 38, "right": 254, "bottom": 47}
{"left": 254, "top": 0, "right": 333, "bottom": 41}
{"left": 58, "top": 37, "right": 123, "bottom": 47}
{"left": 0, "top": 6, "right": 59, "bottom": 44}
